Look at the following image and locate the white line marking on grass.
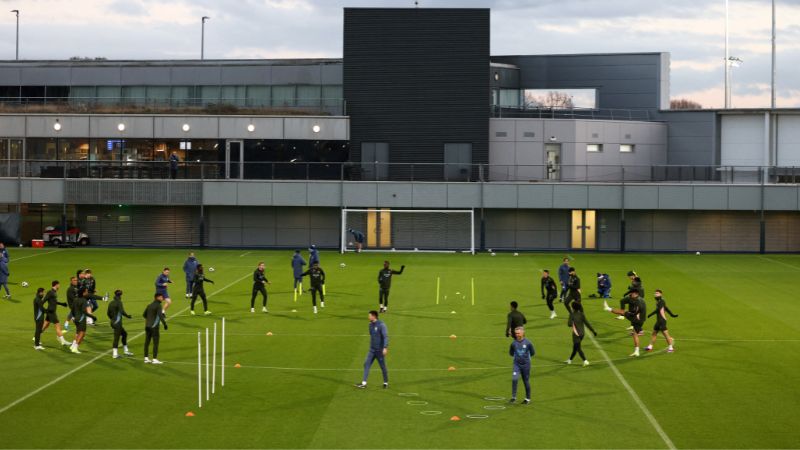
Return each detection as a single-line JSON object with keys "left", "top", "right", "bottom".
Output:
{"left": 0, "top": 271, "right": 252, "bottom": 417}
{"left": 759, "top": 255, "right": 800, "bottom": 271}
{"left": 238, "top": 251, "right": 252, "bottom": 258}
{"left": 9, "top": 249, "right": 65, "bottom": 262}
{"left": 588, "top": 334, "right": 676, "bottom": 450}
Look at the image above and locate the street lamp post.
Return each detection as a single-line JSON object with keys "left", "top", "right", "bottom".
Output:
{"left": 201, "top": 16, "right": 210, "bottom": 60}
{"left": 11, "top": 9, "right": 19, "bottom": 60}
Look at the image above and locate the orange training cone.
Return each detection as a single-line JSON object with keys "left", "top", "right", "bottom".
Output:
{"left": 185, "top": 411, "right": 195, "bottom": 417}
{"left": 449, "top": 334, "right": 457, "bottom": 339}
{"left": 234, "top": 363, "right": 241, "bottom": 368}
{"left": 450, "top": 416, "right": 461, "bottom": 421}
{"left": 448, "top": 366, "right": 456, "bottom": 371}
{"left": 266, "top": 332, "right": 273, "bottom": 336}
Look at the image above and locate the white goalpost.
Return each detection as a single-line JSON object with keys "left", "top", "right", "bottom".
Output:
{"left": 340, "top": 208, "right": 475, "bottom": 254}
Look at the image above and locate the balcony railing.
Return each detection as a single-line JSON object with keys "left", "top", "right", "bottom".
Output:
{"left": 1, "top": 160, "right": 798, "bottom": 184}
{"left": 491, "top": 105, "right": 652, "bottom": 121}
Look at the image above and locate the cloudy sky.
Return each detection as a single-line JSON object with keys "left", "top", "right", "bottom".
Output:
{"left": 0, "top": 0, "right": 798, "bottom": 108}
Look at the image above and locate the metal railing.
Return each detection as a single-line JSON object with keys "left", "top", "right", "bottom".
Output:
{"left": 491, "top": 105, "right": 652, "bottom": 121}
{"left": 2, "top": 159, "right": 799, "bottom": 184}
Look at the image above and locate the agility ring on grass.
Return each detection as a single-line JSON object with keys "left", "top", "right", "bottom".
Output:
{"left": 483, "top": 405, "right": 506, "bottom": 410}
{"left": 484, "top": 396, "right": 505, "bottom": 401}
{"left": 406, "top": 400, "right": 429, "bottom": 406}
{"left": 466, "top": 414, "right": 490, "bottom": 419}
{"left": 420, "top": 411, "right": 443, "bottom": 416}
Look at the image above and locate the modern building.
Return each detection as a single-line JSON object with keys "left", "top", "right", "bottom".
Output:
{"left": 0, "top": 7, "right": 798, "bottom": 252}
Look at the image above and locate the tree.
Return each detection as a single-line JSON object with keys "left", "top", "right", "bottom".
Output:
{"left": 670, "top": 98, "right": 703, "bottom": 109}
{"left": 524, "top": 91, "right": 574, "bottom": 109}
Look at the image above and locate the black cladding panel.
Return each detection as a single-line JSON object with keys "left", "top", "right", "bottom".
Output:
{"left": 343, "top": 8, "right": 490, "bottom": 179}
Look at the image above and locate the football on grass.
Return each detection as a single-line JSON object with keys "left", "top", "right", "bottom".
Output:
{"left": 21, "top": 281, "right": 29, "bottom": 287}
{"left": 208, "top": 267, "right": 215, "bottom": 272}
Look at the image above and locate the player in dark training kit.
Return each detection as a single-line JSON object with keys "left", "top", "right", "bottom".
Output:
{"left": 604, "top": 289, "right": 646, "bottom": 357}
{"left": 33, "top": 288, "right": 46, "bottom": 350}
{"left": 70, "top": 288, "right": 97, "bottom": 354}
{"left": 251, "top": 262, "right": 270, "bottom": 313}
{"left": 557, "top": 257, "right": 570, "bottom": 300}
{"left": 563, "top": 267, "right": 581, "bottom": 313}
{"left": 377, "top": 261, "right": 404, "bottom": 313}
{"left": 566, "top": 302, "right": 597, "bottom": 367}
{"left": 190, "top": 264, "right": 214, "bottom": 316}
{"left": 540, "top": 270, "right": 558, "bottom": 319}
{"left": 506, "top": 301, "right": 527, "bottom": 338}
{"left": 154, "top": 268, "right": 173, "bottom": 314}
{"left": 646, "top": 289, "right": 678, "bottom": 353}
{"left": 355, "top": 310, "right": 389, "bottom": 389}
{"left": 40, "top": 281, "right": 69, "bottom": 347}
{"left": 618, "top": 270, "right": 644, "bottom": 323}
{"left": 509, "top": 327, "right": 535, "bottom": 404}
{"left": 107, "top": 289, "right": 133, "bottom": 359}
{"left": 301, "top": 261, "right": 326, "bottom": 314}
{"left": 64, "top": 276, "right": 79, "bottom": 331}
{"left": 143, "top": 293, "right": 168, "bottom": 364}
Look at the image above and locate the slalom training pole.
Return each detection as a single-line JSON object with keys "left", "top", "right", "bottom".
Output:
{"left": 212, "top": 322, "right": 217, "bottom": 395}
{"left": 205, "top": 328, "right": 210, "bottom": 401}
{"left": 471, "top": 277, "right": 475, "bottom": 306}
{"left": 197, "top": 332, "right": 202, "bottom": 408}
{"left": 436, "top": 276, "right": 440, "bottom": 305}
{"left": 221, "top": 317, "right": 225, "bottom": 387}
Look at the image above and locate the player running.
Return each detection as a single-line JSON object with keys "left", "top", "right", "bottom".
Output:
{"left": 64, "top": 276, "right": 79, "bottom": 331}
{"left": 646, "top": 289, "right": 678, "bottom": 353}
{"left": 190, "top": 264, "right": 214, "bottom": 316}
{"left": 309, "top": 244, "right": 320, "bottom": 265}
{"left": 33, "top": 288, "right": 46, "bottom": 350}
{"left": 377, "top": 261, "right": 404, "bottom": 313}
{"left": 251, "top": 262, "right": 270, "bottom": 313}
{"left": 508, "top": 327, "right": 535, "bottom": 404}
{"left": 566, "top": 302, "right": 597, "bottom": 367}
{"left": 564, "top": 267, "right": 581, "bottom": 313}
{"left": 506, "top": 301, "right": 527, "bottom": 338}
{"left": 355, "top": 310, "right": 389, "bottom": 389}
{"left": 301, "top": 261, "right": 326, "bottom": 314}
{"left": 183, "top": 252, "right": 199, "bottom": 298}
{"left": 107, "top": 289, "right": 134, "bottom": 359}
{"left": 604, "top": 289, "right": 646, "bottom": 357}
{"left": 40, "top": 281, "right": 69, "bottom": 347}
{"left": 291, "top": 250, "right": 306, "bottom": 296}
{"left": 155, "top": 268, "right": 173, "bottom": 314}
{"left": 348, "top": 228, "right": 365, "bottom": 253}
{"left": 540, "top": 270, "right": 558, "bottom": 319}
{"left": 143, "top": 293, "right": 168, "bottom": 364}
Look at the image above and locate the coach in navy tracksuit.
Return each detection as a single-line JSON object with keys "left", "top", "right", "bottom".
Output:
{"left": 355, "top": 310, "right": 389, "bottom": 389}
{"left": 509, "top": 326, "right": 535, "bottom": 404}
{"left": 292, "top": 251, "right": 306, "bottom": 292}
{"left": 558, "top": 257, "right": 570, "bottom": 300}
{"left": 182, "top": 253, "right": 199, "bottom": 297}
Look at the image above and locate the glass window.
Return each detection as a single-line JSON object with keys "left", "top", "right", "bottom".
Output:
{"left": 587, "top": 144, "right": 603, "bottom": 153}
{"left": 246, "top": 86, "right": 270, "bottom": 107}
{"left": 524, "top": 89, "right": 597, "bottom": 109}
{"left": 620, "top": 144, "right": 635, "bottom": 153}
{"left": 69, "top": 86, "right": 95, "bottom": 103}
{"left": 122, "top": 86, "right": 146, "bottom": 104}
{"left": 171, "top": 86, "right": 192, "bottom": 106}
{"left": 96, "top": 86, "right": 121, "bottom": 104}
{"left": 498, "top": 89, "right": 520, "bottom": 107}
{"left": 321, "top": 85, "right": 343, "bottom": 107}
{"left": 221, "top": 85, "right": 246, "bottom": 106}
{"left": 200, "top": 86, "right": 220, "bottom": 104}
{"left": 272, "top": 85, "right": 296, "bottom": 107}
{"left": 146, "top": 86, "right": 171, "bottom": 106}
{"left": 297, "top": 85, "right": 321, "bottom": 107}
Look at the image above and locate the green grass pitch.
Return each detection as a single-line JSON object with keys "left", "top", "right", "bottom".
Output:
{"left": 0, "top": 248, "right": 798, "bottom": 449}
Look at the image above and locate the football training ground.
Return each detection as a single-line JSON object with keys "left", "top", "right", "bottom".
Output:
{"left": 0, "top": 248, "right": 798, "bottom": 449}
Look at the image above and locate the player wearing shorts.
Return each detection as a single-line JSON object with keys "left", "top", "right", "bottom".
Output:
{"left": 604, "top": 289, "right": 645, "bottom": 357}
{"left": 540, "top": 270, "right": 558, "bottom": 319}
{"left": 40, "top": 281, "right": 69, "bottom": 347}
{"left": 70, "top": 288, "right": 97, "bottom": 354}
{"left": 155, "top": 268, "right": 173, "bottom": 314}
{"left": 646, "top": 289, "right": 678, "bottom": 353}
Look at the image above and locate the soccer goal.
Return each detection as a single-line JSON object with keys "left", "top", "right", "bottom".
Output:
{"left": 341, "top": 209, "right": 475, "bottom": 254}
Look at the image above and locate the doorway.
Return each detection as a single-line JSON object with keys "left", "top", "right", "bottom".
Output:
{"left": 225, "top": 140, "right": 243, "bottom": 179}
{"left": 545, "top": 143, "right": 561, "bottom": 181}
{"left": 366, "top": 208, "right": 392, "bottom": 248}
{"left": 571, "top": 210, "right": 596, "bottom": 250}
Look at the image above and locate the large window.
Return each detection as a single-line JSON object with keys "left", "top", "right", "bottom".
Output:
{"left": 524, "top": 89, "right": 597, "bottom": 109}
{"left": 272, "top": 85, "right": 296, "bottom": 107}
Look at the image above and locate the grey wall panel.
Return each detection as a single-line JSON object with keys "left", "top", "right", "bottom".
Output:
{"left": 155, "top": 117, "right": 219, "bottom": 139}
{"left": 657, "top": 186, "right": 693, "bottom": 209}
{"left": 272, "top": 182, "right": 308, "bottom": 206}
{"left": 765, "top": 212, "right": 800, "bottom": 252}
{"left": 242, "top": 228, "right": 277, "bottom": 246}
{"left": 411, "top": 184, "right": 448, "bottom": 208}
{"left": 659, "top": 111, "right": 717, "bottom": 165}
{"left": 219, "top": 65, "right": 271, "bottom": 85}
{"left": 307, "top": 182, "right": 342, "bottom": 206}
{"left": 447, "top": 184, "right": 481, "bottom": 208}
{"left": 343, "top": 183, "right": 377, "bottom": 207}
{"left": 518, "top": 185, "right": 554, "bottom": 208}
{"left": 693, "top": 186, "right": 729, "bottom": 210}
{"left": 237, "top": 182, "right": 273, "bottom": 206}
{"left": 764, "top": 187, "right": 799, "bottom": 211}
{"left": 552, "top": 185, "right": 589, "bottom": 209}
{"left": 377, "top": 183, "right": 412, "bottom": 207}
{"left": 209, "top": 227, "right": 242, "bottom": 247}
{"left": 624, "top": 186, "right": 658, "bottom": 209}
{"left": 170, "top": 66, "right": 222, "bottom": 85}
{"left": 241, "top": 208, "right": 275, "bottom": 227}
{"left": 588, "top": 185, "right": 622, "bottom": 209}
{"left": 652, "top": 231, "right": 687, "bottom": 251}
{"left": 0, "top": 180, "right": 19, "bottom": 203}
{"left": 0, "top": 67, "right": 21, "bottom": 85}
{"left": 25, "top": 179, "right": 64, "bottom": 203}
{"left": 597, "top": 210, "right": 620, "bottom": 250}
{"left": 26, "top": 116, "right": 90, "bottom": 138}
{"left": 728, "top": 186, "right": 762, "bottom": 210}
{"left": 483, "top": 184, "right": 517, "bottom": 208}
{"left": 20, "top": 67, "right": 70, "bottom": 85}
{"left": 203, "top": 182, "right": 238, "bottom": 205}
{"left": 69, "top": 66, "right": 121, "bottom": 85}
{"left": 219, "top": 118, "right": 283, "bottom": 139}
{"left": 120, "top": 66, "right": 172, "bottom": 85}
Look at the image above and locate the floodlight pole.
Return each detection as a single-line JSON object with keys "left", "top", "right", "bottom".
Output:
{"left": 11, "top": 10, "right": 19, "bottom": 60}
{"left": 201, "top": 16, "right": 210, "bottom": 60}
{"left": 771, "top": 0, "right": 776, "bottom": 109}
{"left": 724, "top": 0, "right": 730, "bottom": 108}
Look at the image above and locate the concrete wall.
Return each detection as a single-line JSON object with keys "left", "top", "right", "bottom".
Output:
{"left": 206, "top": 206, "right": 339, "bottom": 248}
{"left": 489, "top": 118, "right": 667, "bottom": 182}
{"left": 660, "top": 111, "right": 718, "bottom": 165}
{"left": 0, "top": 114, "right": 349, "bottom": 141}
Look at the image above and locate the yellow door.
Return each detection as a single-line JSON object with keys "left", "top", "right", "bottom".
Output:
{"left": 571, "top": 210, "right": 596, "bottom": 250}
{"left": 366, "top": 209, "right": 393, "bottom": 248}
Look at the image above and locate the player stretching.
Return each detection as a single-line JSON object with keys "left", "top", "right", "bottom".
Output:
{"left": 251, "top": 262, "right": 270, "bottom": 313}
{"left": 604, "top": 289, "right": 646, "bottom": 357}
{"left": 33, "top": 288, "right": 46, "bottom": 350}
{"left": 309, "top": 244, "right": 320, "bottom": 265}
{"left": 40, "top": 281, "right": 69, "bottom": 347}
{"left": 509, "top": 327, "right": 535, "bottom": 404}
{"left": 155, "top": 268, "right": 173, "bottom": 314}
{"left": 70, "top": 288, "right": 98, "bottom": 354}
{"left": 355, "top": 310, "right": 389, "bottom": 389}
{"left": 301, "top": 261, "right": 326, "bottom": 314}
{"left": 377, "top": 261, "right": 404, "bottom": 313}
{"left": 190, "top": 264, "right": 214, "bottom": 316}
{"left": 348, "top": 228, "right": 365, "bottom": 253}
{"left": 107, "top": 290, "right": 133, "bottom": 359}
{"left": 646, "top": 289, "right": 678, "bottom": 353}
{"left": 540, "top": 270, "right": 558, "bottom": 319}
{"left": 292, "top": 250, "right": 306, "bottom": 296}
{"left": 143, "top": 293, "right": 168, "bottom": 364}
{"left": 564, "top": 267, "right": 581, "bottom": 313}
{"left": 566, "top": 302, "right": 597, "bottom": 367}
{"left": 506, "top": 301, "right": 527, "bottom": 338}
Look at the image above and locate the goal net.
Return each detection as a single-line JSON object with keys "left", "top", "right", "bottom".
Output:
{"left": 341, "top": 209, "right": 475, "bottom": 254}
